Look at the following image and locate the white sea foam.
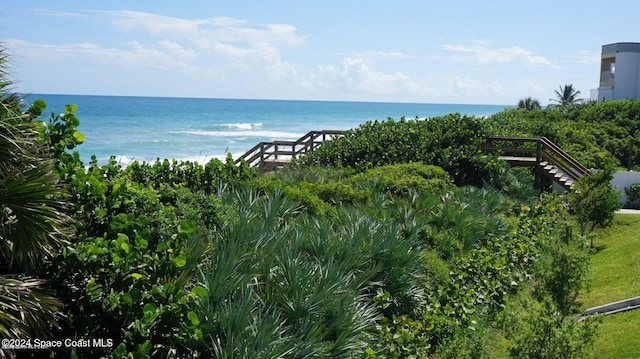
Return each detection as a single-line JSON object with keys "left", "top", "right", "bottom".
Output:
{"left": 108, "top": 152, "right": 247, "bottom": 168}
{"left": 176, "top": 152, "right": 245, "bottom": 163}
{"left": 219, "top": 123, "right": 263, "bottom": 130}
{"left": 180, "top": 130, "right": 303, "bottom": 139}
{"left": 114, "top": 155, "right": 138, "bottom": 166}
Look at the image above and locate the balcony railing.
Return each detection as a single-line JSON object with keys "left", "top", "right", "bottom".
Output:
{"left": 600, "top": 71, "right": 615, "bottom": 83}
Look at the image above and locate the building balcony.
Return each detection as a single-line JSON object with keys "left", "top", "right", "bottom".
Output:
{"left": 600, "top": 71, "right": 615, "bottom": 85}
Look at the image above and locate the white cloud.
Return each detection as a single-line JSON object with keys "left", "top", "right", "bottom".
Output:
{"left": 12, "top": 10, "right": 311, "bottom": 86}
{"left": 344, "top": 51, "right": 412, "bottom": 60}
{"left": 314, "top": 57, "right": 424, "bottom": 95}
{"left": 95, "top": 10, "right": 310, "bottom": 84}
{"left": 6, "top": 39, "right": 193, "bottom": 71}
{"left": 103, "top": 10, "right": 204, "bottom": 38}
{"left": 443, "top": 44, "right": 558, "bottom": 68}
{"left": 158, "top": 40, "right": 197, "bottom": 60}
{"left": 98, "top": 11, "right": 307, "bottom": 54}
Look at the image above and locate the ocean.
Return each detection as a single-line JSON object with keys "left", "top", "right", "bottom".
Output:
{"left": 25, "top": 94, "right": 509, "bottom": 165}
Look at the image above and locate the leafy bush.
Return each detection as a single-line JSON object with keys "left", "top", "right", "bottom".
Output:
{"left": 533, "top": 225, "right": 591, "bottom": 318}
{"left": 569, "top": 167, "right": 621, "bottom": 238}
{"left": 51, "top": 220, "right": 208, "bottom": 358}
{"left": 348, "top": 162, "right": 453, "bottom": 196}
{"left": 487, "top": 99, "right": 640, "bottom": 169}
{"left": 47, "top": 152, "right": 223, "bottom": 357}
{"left": 299, "top": 181, "right": 371, "bottom": 205}
{"left": 124, "top": 154, "right": 254, "bottom": 194}
{"left": 297, "top": 114, "right": 505, "bottom": 186}
{"left": 624, "top": 183, "right": 640, "bottom": 209}
{"left": 487, "top": 107, "right": 563, "bottom": 143}
{"left": 249, "top": 175, "right": 371, "bottom": 216}
{"left": 501, "top": 296, "right": 599, "bottom": 359}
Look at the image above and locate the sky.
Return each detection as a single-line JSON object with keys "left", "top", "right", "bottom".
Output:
{"left": 2, "top": 1, "right": 639, "bottom": 105}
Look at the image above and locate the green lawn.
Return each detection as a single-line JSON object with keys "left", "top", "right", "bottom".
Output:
{"left": 583, "top": 214, "right": 640, "bottom": 308}
{"left": 589, "top": 309, "right": 640, "bottom": 359}
{"left": 580, "top": 214, "right": 640, "bottom": 358}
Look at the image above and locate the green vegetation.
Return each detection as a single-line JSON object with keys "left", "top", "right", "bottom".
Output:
{"left": 488, "top": 99, "right": 640, "bottom": 170}
{"left": 589, "top": 310, "right": 640, "bottom": 359}
{"left": 581, "top": 214, "right": 640, "bottom": 358}
{"left": 582, "top": 214, "right": 640, "bottom": 308}
{"left": 624, "top": 183, "right": 640, "bottom": 208}
{"left": 3, "top": 41, "right": 638, "bottom": 357}
{"left": 517, "top": 97, "right": 541, "bottom": 110}
{"left": 0, "top": 46, "right": 65, "bottom": 340}
{"left": 551, "top": 84, "right": 582, "bottom": 107}
{"left": 297, "top": 114, "right": 504, "bottom": 187}
{"left": 569, "top": 166, "right": 621, "bottom": 239}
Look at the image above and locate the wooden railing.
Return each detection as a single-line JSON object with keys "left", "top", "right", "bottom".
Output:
{"left": 235, "top": 130, "right": 345, "bottom": 169}
{"left": 482, "top": 135, "right": 590, "bottom": 187}
{"left": 236, "top": 132, "right": 589, "bottom": 185}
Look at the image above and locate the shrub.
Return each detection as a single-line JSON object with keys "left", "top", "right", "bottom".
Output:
{"left": 569, "top": 166, "right": 621, "bottom": 238}
{"left": 624, "top": 183, "right": 640, "bottom": 209}
{"left": 124, "top": 154, "right": 254, "bottom": 194}
{"left": 501, "top": 296, "right": 599, "bottom": 359}
{"left": 298, "top": 114, "right": 505, "bottom": 186}
{"left": 533, "top": 225, "right": 591, "bottom": 318}
{"left": 298, "top": 181, "right": 371, "bottom": 205}
{"left": 348, "top": 162, "right": 453, "bottom": 196}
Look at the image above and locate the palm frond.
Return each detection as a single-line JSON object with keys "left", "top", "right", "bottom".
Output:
{"left": 0, "top": 164, "right": 69, "bottom": 272}
{"left": 0, "top": 276, "right": 63, "bottom": 339}
{"left": 551, "top": 84, "right": 582, "bottom": 106}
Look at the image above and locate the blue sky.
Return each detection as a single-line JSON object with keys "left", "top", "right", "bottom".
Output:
{"left": 2, "top": 1, "right": 638, "bottom": 105}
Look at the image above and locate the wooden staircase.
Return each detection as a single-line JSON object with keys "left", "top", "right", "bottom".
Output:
{"left": 482, "top": 136, "right": 589, "bottom": 191}
{"left": 235, "top": 130, "right": 345, "bottom": 171}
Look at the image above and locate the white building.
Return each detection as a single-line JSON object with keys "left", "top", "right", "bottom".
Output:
{"left": 593, "top": 42, "right": 640, "bottom": 102}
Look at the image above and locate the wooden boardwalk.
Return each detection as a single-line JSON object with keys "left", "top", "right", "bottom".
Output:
{"left": 235, "top": 132, "right": 589, "bottom": 190}
{"left": 234, "top": 130, "right": 345, "bottom": 171}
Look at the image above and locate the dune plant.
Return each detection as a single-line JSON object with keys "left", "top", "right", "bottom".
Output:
{"left": 124, "top": 154, "right": 253, "bottom": 194}
{"left": 0, "top": 45, "right": 66, "bottom": 344}
{"left": 502, "top": 296, "right": 599, "bottom": 359}
{"left": 347, "top": 162, "right": 453, "bottom": 197}
{"left": 569, "top": 166, "right": 621, "bottom": 239}
{"left": 297, "top": 114, "right": 504, "bottom": 186}
{"left": 193, "top": 189, "right": 391, "bottom": 358}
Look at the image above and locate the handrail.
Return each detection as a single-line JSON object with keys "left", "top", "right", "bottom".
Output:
{"left": 235, "top": 129, "right": 346, "bottom": 168}
{"left": 238, "top": 133, "right": 589, "bottom": 183}
{"left": 482, "top": 135, "right": 589, "bottom": 188}
{"left": 539, "top": 137, "right": 589, "bottom": 177}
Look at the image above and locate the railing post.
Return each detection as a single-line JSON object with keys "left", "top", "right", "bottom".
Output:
{"left": 535, "top": 139, "right": 542, "bottom": 191}
{"left": 236, "top": 129, "right": 346, "bottom": 169}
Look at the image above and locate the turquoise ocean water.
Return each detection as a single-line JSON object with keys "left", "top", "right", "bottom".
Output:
{"left": 26, "top": 94, "right": 509, "bottom": 165}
